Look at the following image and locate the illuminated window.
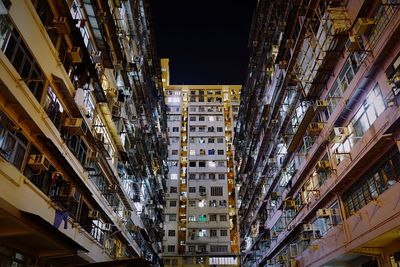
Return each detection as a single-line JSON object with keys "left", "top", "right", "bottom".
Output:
{"left": 198, "top": 229, "right": 207, "bottom": 237}
{"left": 189, "top": 150, "right": 195, "bottom": 156}
{"left": 170, "top": 174, "right": 178, "bottom": 180}
{"left": 198, "top": 215, "right": 207, "bottom": 222}
{"left": 198, "top": 199, "right": 206, "bottom": 208}
{"left": 188, "top": 215, "right": 196, "bottom": 222}
{"left": 208, "top": 161, "right": 216, "bottom": 168}
{"left": 209, "top": 116, "right": 215, "bottom": 121}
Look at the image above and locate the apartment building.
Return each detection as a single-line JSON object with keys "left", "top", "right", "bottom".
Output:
{"left": 235, "top": 0, "right": 400, "bottom": 266}
{"left": 0, "top": 1, "right": 167, "bottom": 266}
{"left": 161, "top": 59, "right": 241, "bottom": 266}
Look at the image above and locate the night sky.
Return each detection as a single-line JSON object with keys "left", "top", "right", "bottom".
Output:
{"left": 151, "top": 0, "right": 256, "bottom": 85}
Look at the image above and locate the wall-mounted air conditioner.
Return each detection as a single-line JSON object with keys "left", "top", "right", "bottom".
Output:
{"left": 28, "top": 154, "right": 50, "bottom": 171}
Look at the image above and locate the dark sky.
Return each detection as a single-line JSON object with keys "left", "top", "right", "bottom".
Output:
{"left": 151, "top": 0, "right": 256, "bottom": 85}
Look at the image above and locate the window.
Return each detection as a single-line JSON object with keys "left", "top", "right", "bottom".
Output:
{"left": 208, "top": 149, "right": 215, "bottom": 155}
{"left": 172, "top": 127, "right": 179, "bottom": 132}
{"left": 218, "top": 174, "right": 225, "bottom": 180}
{"left": 343, "top": 149, "right": 400, "bottom": 216}
{"left": 168, "top": 230, "right": 176, "bottom": 236}
{"left": 198, "top": 214, "right": 207, "bottom": 222}
{"left": 217, "top": 161, "right": 225, "bottom": 167}
{"left": 208, "top": 127, "right": 214, "bottom": 132}
{"left": 199, "top": 161, "right": 206, "bottom": 167}
{"left": 171, "top": 259, "right": 178, "bottom": 265}
{"left": 188, "top": 246, "right": 196, "bottom": 252}
{"left": 198, "top": 199, "right": 206, "bottom": 207}
{"left": 352, "top": 84, "right": 386, "bottom": 139}
{"left": 189, "top": 187, "right": 196, "bottom": 193}
{"left": 170, "top": 200, "right": 177, "bottom": 207}
{"left": 198, "top": 126, "right": 206, "bottom": 132}
{"left": 217, "top": 127, "right": 223, "bottom": 132}
{"left": 211, "top": 187, "right": 223, "bottom": 196}
{"left": 0, "top": 114, "right": 28, "bottom": 170}
{"left": 217, "top": 150, "right": 224, "bottom": 155}
{"left": 209, "top": 200, "right": 217, "bottom": 207}
{"left": 169, "top": 214, "right": 177, "bottom": 221}
{"left": 171, "top": 150, "right": 178, "bottom": 155}
{"left": 208, "top": 161, "right": 216, "bottom": 168}
{"left": 189, "top": 149, "right": 195, "bottom": 156}
{"left": 198, "top": 229, "right": 207, "bottom": 237}
{"left": 209, "top": 173, "right": 215, "bottom": 179}
{"left": 189, "top": 161, "right": 196, "bottom": 167}
{"left": 220, "top": 215, "right": 227, "bottom": 221}
{"left": 210, "top": 245, "right": 228, "bottom": 253}
{"left": 190, "top": 116, "right": 196, "bottom": 121}
{"left": 170, "top": 174, "right": 178, "bottom": 180}
{"left": 188, "top": 215, "right": 196, "bottom": 222}
{"left": 168, "top": 161, "right": 178, "bottom": 167}
{"left": 210, "top": 229, "right": 217, "bottom": 237}
{"left": 219, "top": 200, "right": 227, "bottom": 207}
{"left": 199, "top": 173, "right": 206, "bottom": 179}
{"left": 167, "top": 245, "right": 175, "bottom": 252}
{"left": 199, "top": 149, "right": 206, "bottom": 155}
{"left": 199, "top": 186, "right": 206, "bottom": 195}
{"left": 199, "top": 116, "right": 205, "bottom": 121}
{"left": 189, "top": 200, "right": 196, "bottom": 207}
{"left": 208, "top": 138, "right": 215, "bottom": 143}
{"left": 170, "top": 187, "right": 177, "bottom": 193}
{"left": 217, "top": 138, "right": 224, "bottom": 143}
{"left": 190, "top": 107, "right": 197, "bottom": 112}
{"left": 210, "top": 214, "right": 217, "bottom": 221}
{"left": 189, "top": 173, "right": 196, "bottom": 180}
{"left": 220, "top": 229, "right": 228, "bottom": 236}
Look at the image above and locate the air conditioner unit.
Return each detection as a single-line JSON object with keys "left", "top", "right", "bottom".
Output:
{"left": 314, "top": 100, "right": 329, "bottom": 111}
{"left": 88, "top": 210, "right": 100, "bottom": 219}
{"left": 284, "top": 199, "right": 296, "bottom": 210}
{"left": 87, "top": 150, "right": 99, "bottom": 163}
{"left": 270, "top": 191, "right": 279, "bottom": 201}
{"left": 52, "top": 16, "right": 70, "bottom": 34}
{"left": 285, "top": 39, "right": 295, "bottom": 48}
{"left": 317, "top": 208, "right": 332, "bottom": 217}
{"left": 63, "top": 118, "right": 87, "bottom": 135}
{"left": 277, "top": 255, "right": 286, "bottom": 263}
{"left": 300, "top": 232, "right": 310, "bottom": 241}
{"left": 278, "top": 61, "right": 288, "bottom": 69}
{"left": 332, "top": 126, "right": 350, "bottom": 143}
{"left": 68, "top": 46, "right": 82, "bottom": 63}
{"left": 308, "top": 123, "right": 324, "bottom": 135}
{"left": 107, "top": 184, "right": 118, "bottom": 192}
{"left": 353, "top": 18, "right": 375, "bottom": 36}
{"left": 130, "top": 225, "right": 140, "bottom": 232}
{"left": 302, "top": 224, "right": 314, "bottom": 232}
{"left": 316, "top": 160, "right": 331, "bottom": 171}
{"left": 28, "top": 154, "right": 50, "bottom": 171}
{"left": 91, "top": 50, "right": 102, "bottom": 63}
{"left": 102, "top": 223, "right": 113, "bottom": 231}
{"left": 348, "top": 35, "right": 360, "bottom": 52}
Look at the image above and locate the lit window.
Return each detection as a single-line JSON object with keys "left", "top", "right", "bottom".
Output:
{"left": 198, "top": 214, "right": 207, "bottom": 222}
{"left": 208, "top": 161, "right": 216, "bottom": 168}
{"left": 170, "top": 174, "right": 178, "bottom": 180}
{"left": 189, "top": 149, "right": 196, "bottom": 156}
{"left": 199, "top": 229, "right": 207, "bottom": 237}
{"left": 209, "top": 116, "right": 215, "bottom": 121}
{"left": 188, "top": 215, "right": 196, "bottom": 222}
{"left": 198, "top": 199, "right": 206, "bottom": 208}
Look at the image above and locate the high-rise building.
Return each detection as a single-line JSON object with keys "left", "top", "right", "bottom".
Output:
{"left": 161, "top": 59, "right": 241, "bottom": 266}
{"left": 0, "top": 1, "right": 167, "bottom": 266}
{"left": 235, "top": 1, "right": 400, "bottom": 267}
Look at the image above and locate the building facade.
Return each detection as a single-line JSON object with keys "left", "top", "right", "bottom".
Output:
{"left": 0, "top": 0, "right": 167, "bottom": 266}
{"left": 161, "top": 59, "right": 241, "bottom": 266}
{"left": 235, "top": 0, "right": 400, "bottom": 266}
